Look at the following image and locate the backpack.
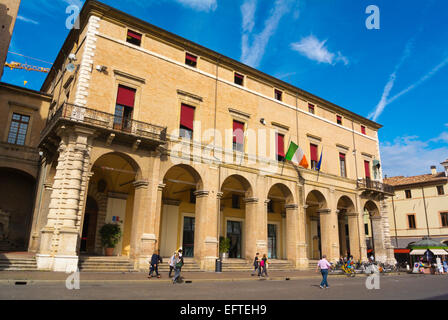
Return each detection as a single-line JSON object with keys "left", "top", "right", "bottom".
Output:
{"left": 260, "top": 259, "right": 265, "bottom": 267}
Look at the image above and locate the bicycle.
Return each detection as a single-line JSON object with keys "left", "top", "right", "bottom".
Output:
{"left": 341, "top": 263, "right": 356, "bottom": 277}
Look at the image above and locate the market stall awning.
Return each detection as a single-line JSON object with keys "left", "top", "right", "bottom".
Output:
{"left": 394, "top": 249, "right": 410, "bottom": 254}
{"left": 410, "top": 249, "right": 427, "bottom": 255}
{"left": 430, "top": 249, "right": 448, "bottom": 255}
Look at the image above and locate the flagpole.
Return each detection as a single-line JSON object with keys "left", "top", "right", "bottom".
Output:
{"left": 281, "top": 137, "right": 291, "bottom": 176}
{"left": 316, "top": 147, "right": 323, "bottom": 182}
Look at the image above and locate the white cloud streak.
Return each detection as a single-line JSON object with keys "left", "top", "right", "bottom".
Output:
{"left": 175, "top": 0, "right": 217, "bottom": 12}
{"left": 17, "top": 15, "right": 40, "bottom": 25}
{"left": 241, "top": 0, "right": 293, "bottom": 68}
{"left": 290, "top": 35, "right": 349, "bottom": 66}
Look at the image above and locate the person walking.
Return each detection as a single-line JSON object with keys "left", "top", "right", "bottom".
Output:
{"left": 251, "top": 252, "right": 259, "bottom": 276}
{"left": 148, "top": 250, "right": 163, "bottom": 278}
{"left": 172, "top": 252, "right": 184, "bottom": 284}
{"left": 259, "top": 254, "right": 268, "bottom": 277}
{"left": 168, "top": 251, "right": 176, "bottom": 278}
{"left": 316, "top": 255, "right": 332, "bottom": 289}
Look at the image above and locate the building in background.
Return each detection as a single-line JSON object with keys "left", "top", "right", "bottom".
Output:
{"left": 0, "top": 0, "right": 21, "bottom": 80}
{"left": 1, "top": 0, "right": 396, "bottom": 273}
{"left": 384, "top": 160, "right": 448, "bottom": 262}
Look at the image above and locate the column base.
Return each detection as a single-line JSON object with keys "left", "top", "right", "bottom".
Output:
{"left": 200, "top": 256, "right": 218, "bottom": 271}
{"left": 36, "top": 254, "right": 79, "bottom": 272}
{"left": 36, "top": 254, "right": 52, "bottom": 271}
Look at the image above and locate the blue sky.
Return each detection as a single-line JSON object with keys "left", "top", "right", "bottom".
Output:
{"left": 3, "top": 0, "right": 448, "bottom": 178}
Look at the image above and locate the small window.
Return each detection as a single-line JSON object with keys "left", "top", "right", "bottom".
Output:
{"left": 185, "top": 53, "right": 197, "bottom": 68}
{"left": 339, "top": 153, "right": 347, "bottom": 178}
{"left": 274, "top": 89, "right": 283, "bottom": 101}
{"left": 441, "top": 212, "right": 448, "bottom": 227}
{"left": 437, "top": 185, "right": 445, "bottom": 196}
{"left": 232, "top": 194, "right": 241, "bottom": 209}
{"left": 310, "top": 143, "right": 318, "bottom": 170}
{"left": 179, "top": 104, "right": 195, "bottom": 139}
{"left": 336, "top": 115, "right": 342, "bottom": 125}
{"left": 361, "top": 125, "right": 366, "bottom": 135}
{"left": 308, "top": 104, "right": 315, "bottom": 114}
{"left": 234, "top": 72, "right": 244, "bottom": 86}
{"left": 126, "top": 30, "right": 142, "bottom": 46}
{"left": 7, "top": 113, "right": 30, "bottom": 146}
{"left": 408, "top": 214, "right": 416, "bottom": 229}
{"left": 405, "top": 190, "right": 412, "bottom": 199}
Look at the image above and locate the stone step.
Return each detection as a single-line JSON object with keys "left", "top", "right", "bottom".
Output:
{"left": 0, "top": 257, "right": 37, "bottom": 271}
{"left": 78, "top": 256, "right": 135, "bottom": 272}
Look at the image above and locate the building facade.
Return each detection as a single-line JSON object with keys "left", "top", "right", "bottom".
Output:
{"left": 2, "top": 0, "right": 396, "bottom": 272}
{"left": 0, "top": 0, "right": 21, "bottom": 80}
{"left": 384, "top": 161, "right": 448, "bottom": 253}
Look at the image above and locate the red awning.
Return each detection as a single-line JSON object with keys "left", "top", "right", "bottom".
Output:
{"left": 367, "top": 249, "right": 373, "bottom": 253}
{"left": 116, "top": 85, "right": 136, "bottom": 108}
{"left": 180, "top": 104, "right": 195, "bottom": 130}
{"left": 186, "top": 53, "right": 197, "bottom": 62}
{"left": 233, "top": 120, "right": 244, "bottom": 144}
{"left": 394, "top": 249, "right": 411, "bottom": 254}
{"left": 277, "top": 133, "right": 285, "bottom": 157}
{"left": 127, "top": 30, "right": 142, "bottom": 40}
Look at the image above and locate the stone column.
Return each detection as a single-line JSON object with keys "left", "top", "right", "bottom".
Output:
{"left": 194, "top": 190, "right": 219, "bottom": 271}
{"left": 318, "top": 208, "right": 339, "bottom": 262}
{"left": 371, "top": 215, "right": 386, "bottom": 262}
{"left": 346, "top": 213, "right": 362, "bottom": 261}
{"left": 36, "top": 126, "right": 94, "bottom": 272}
{"left": 380, "top": 199, "right": 396, "bottom": 264}
{"left": 297, "top": 204, "right": 308, "bottom": 269}
{"left": 338, "top": 216, "right": 347, "bottom": 257}
{"left": 285, "top": 204, "right": 300, "bottom": 268}
{"left": 244, "top": 197, "right": 266, "bottom": 260}
{"left": 129, "top": 180, "right": 149, "bottom": 264}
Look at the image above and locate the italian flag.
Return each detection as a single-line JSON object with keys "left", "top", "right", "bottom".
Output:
{"left": 285, "top": 141, "right": 309, "bottom": 169}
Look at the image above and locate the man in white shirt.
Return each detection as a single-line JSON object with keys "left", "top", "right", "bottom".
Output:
{"left": 316, "top": 255, "right": 332, "bottom": 289}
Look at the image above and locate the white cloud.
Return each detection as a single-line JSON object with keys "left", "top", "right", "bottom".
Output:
{"left": 175, "top": 0, "right": 217, "bottom": 12}
{"left": 290, "top": 35, "right": 348, "bottom": 66}
{"left": 17, "top": 15, "right": 40, "bottom": 25}
{"left": 380, "top": 134, "right": 448, "bottom": 177}
{"left": 241, "top": 0, "right": 294, "bottom": 68}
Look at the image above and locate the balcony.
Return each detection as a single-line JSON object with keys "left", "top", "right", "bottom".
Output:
{"left": 40, "top": 103, "right": 167, "bottom": 149}
{"left": 357, "top": 178, "right": 394, "bottom": 196}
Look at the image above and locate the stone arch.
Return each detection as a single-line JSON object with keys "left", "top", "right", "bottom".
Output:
{"left": 86, "top": 180, "right": 108, "bottom": 254}
{"left": 336, "top": 195, "right": 358, "bottom": 259}
{"left": 90, "top": 150, "right": 143, "bottom": 180}
{"left": 162, "top": 163, "right": 204, "bottom": 192}
{"left": 267, "top": 182, "right": 295, "bottom": 205}
{"left": 220, "top": 174, "right": 254, "bottom": 198}
{"left": 337, "top": 195, "right": 356, "bottom": 215}
{"left": 364, "top": 200, "right": 380, "bottom": 217}
{"left": 306, "top": 190, "right": 328, "bottom": 210}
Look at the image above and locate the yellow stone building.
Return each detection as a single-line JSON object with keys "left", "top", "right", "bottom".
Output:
{"left": 0, "top": 0, "right": 21, "bottom": 80}
{"left": 384, "top": 162, "right": 448, "bottom": 255}
{"left": 1, "top": 0, "right": 397, "bottom": 272}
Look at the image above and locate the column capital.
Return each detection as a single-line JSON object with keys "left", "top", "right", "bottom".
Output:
{"left": 217, "top": 192, "right": 224, "bottom": 199}
{"left": 194, "top": 190, "right": 210, "bottom": 198}
{"left": 303, "top": 204, "right": 309, "bottom": 209}
{"left": 133, "top": 180, "right": 149, "bottom": 189}
{"left": 316, "top": 208, "right": 331, "bottom": 214}
{"left": 264, "top": 199, "right": 271, "bottom": 204}
{"left": 158, "top": 183, "right": 166, "bottom": 191}
{"left": 346, "top": 211, "right": 359, "bottom": 217}
{"left": 285, "top": 204, "right": 298, "bottom": 210}
{"left": 244, "top": 197, "right": 258, "bottom": 204}
{"left": 370, "top": 215, "right": 382, "bottom": 220}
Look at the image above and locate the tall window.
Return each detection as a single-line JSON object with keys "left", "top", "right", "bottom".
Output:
{"left": 408, "top": 214, "right": 416, "bottom": 229}
{"left": 336, "top": 115, "right": 342, "bottom": 125}
{"left": 441, "top": 212, "right": 448, "bottom": 227}
{"left": 405, "top": 190, "right": 412, "bottom": 199}
{"left": 361, "top": 125, "right": 366, "bottom": 135}
{"left": 364, "top": 160, "right": 371, "bottom": 179}
{"left": 276, "top": 133, "right": 285, "bottom": 161}
{"left": 437, "top": 185, "right": 445, "bottom": 196}
{"left": 310, "top": 144, "right": 318, "bottom": 169}
{"left": 185, "top": 53, "right": 197, "bottom": 67}
{"left": 114, "top": 85, "right": 136, "bottom": 131}
{"left": 7, "top": 113, "right": 30, "bottom": 145}
{"left": 234, "top": 72, "right": 244, "bottom": 86}
{"left": 232, "top": 120, "right": 244, "bottom": 152}
{"left": 274, "top": 89, "right": 283, "bottom": 101}
{"left": 126, "top": 30, "right": 142, "bottom": 46}
{"left": 339, "top": 153, "right": 347, "bottom": 178}
{"left": 308, "top": 103, "right": 315, "bottom": 114}
{"left": 179, "top": 103, "right": 195, "bottom": 139}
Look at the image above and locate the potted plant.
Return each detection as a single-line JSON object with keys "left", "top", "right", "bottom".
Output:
{"left": 219, "top": 237, "right": 230, "bottom": 260}
{"left": 99, "top": 223, "right": 122, "bottom": 256}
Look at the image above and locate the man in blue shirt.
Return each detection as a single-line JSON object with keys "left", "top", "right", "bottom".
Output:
{"left": 148, "top": 250, "right": 163, "bottom": 278}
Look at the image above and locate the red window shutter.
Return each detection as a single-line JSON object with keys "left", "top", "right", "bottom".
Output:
{"left": 116, "top": 85, "right": 136, "bottom": 107}
{"left": 233, "top": 120, "right": 244, "bottom": 144}
{"left": 180, "top": 104, "right": 195, "bottom": 130}
{"left": 339, "top": 153, "right": 345, "bottom": 160}
{"left": 235, "top": 73, "right": 244, "bottom": 80}
{"left": 277, "top": 133, "right": 285, "bottom": 157}
{"left": 337, "top": 115, "right": 342, "bottom": 123}
{"left": 186, "top": 53, "right": 197, "bottom": 62}
{"left": 364, "top": 160, "right": 371, "bottom": 178}
{"left": 127, "top": 30, "right": 142, "bottom": 41}
{"left": 310, "top": 144, "right": 318, "bottom": 162}
{"left": 309, "top": 104, "right": 314, "bottom": 112}
{"left": 361, "top": 126, "right": 366, "bottom": 134}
